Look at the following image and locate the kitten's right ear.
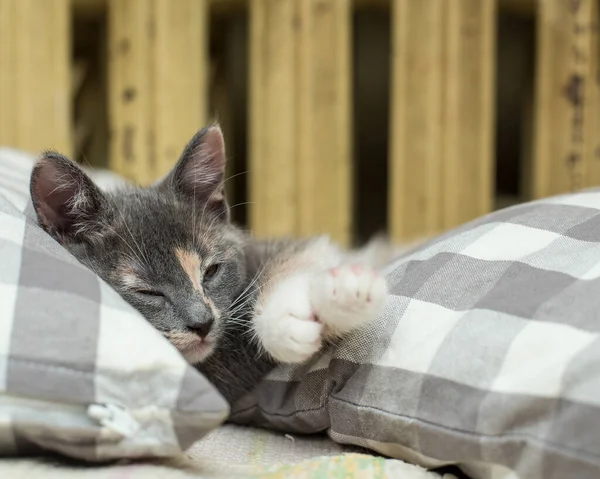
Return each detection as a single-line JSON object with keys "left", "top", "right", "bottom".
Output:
{"left": 30, "top": 152, "right": 108, "bottom": 244}
{"left": 157, "top": 125, "right": 229, "bottom": 221}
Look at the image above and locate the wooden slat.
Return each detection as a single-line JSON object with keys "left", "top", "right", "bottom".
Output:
{"left": 249, "top": 0, "right": 352, "bottom": 241}
{"left": 108, "top": 0, "right": 152, "bottom": 182}
{"left": 249, "top": 0, "right": 298, "bottom": 237}
{"left": 531, "top": 0, "right": 598, "bottom": 197}
{"left": 296, "top": 0, "right": 352, "bottom": 245}
{"left": 108, "top": 0, "right": 207, "bottom": 184}
{"left": 441, "top": 0, "right": 495, "bottom": 229}
{"left": 389, "top": 0, "right": 444, "bottom": 242}
{"left": 152, "top": 0, "right": 207, "bottom": 179}
{"left": 2, "top": 0, "right": 71, "bottom": 156}
{"left": 0, "top": 0, "right": 16, "bottom": 147}
{"left": 585, "top": 0, "right": 600, "bottom": 186}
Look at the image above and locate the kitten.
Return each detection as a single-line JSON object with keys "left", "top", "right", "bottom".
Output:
{"left": 30, "top": 125, "right": 389, "bottom": 403}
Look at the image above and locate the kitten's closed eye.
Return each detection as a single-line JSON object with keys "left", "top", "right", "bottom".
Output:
{"left": 135, "top": 289, "right": 167, "bottom": 301}
{"left": 204, "top": 263, "right": 220, "bottom": 282}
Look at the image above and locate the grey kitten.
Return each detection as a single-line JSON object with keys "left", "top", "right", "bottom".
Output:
{"left": 30, "top": 125, "right": 388, "bottom": 404}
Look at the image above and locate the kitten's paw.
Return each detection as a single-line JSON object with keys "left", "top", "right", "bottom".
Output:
{"left": 265, "top": 313, "right": 322, "bottom": 363}
{"left": 311, "top": 264, "right": 387, "bottom": 335}
{"left": 254, "top": 277, "right": 323, "bottom": 363}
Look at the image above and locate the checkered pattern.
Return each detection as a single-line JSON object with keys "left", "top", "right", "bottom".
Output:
{"left": 0, "top": 148, "right": 229, "bottom": 462}
{"left": 233, "top": 193, "right": 600, "bottom": 479}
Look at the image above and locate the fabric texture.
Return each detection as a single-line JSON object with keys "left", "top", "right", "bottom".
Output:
{"left": 233, "top": 191, "right": 600, "bottom": 479}
{"left": 189, "top": 423, "right": 365, "bottom": 466}
{"left": 0, "top": 453, "right": 451, "bottom": 479}
{"left": 0, "top": 148, "right": 229, "bottom": 461}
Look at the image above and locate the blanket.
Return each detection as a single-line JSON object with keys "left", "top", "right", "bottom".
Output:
{"left": 0, "top": 453, "right": 453, "bottom": 479}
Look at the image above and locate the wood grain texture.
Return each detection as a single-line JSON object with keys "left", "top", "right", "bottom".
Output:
{"left": 0, "top": 0, "right": 16, "bottom": 147}
{"left": 108, "top": 0, "right": 207, "bottom": 184}
{"left": 153, "top": 0, "right": 207, "bottom": 179}
{"left": 0, "top": 0, "right": 71, "bottom": 156}
{"left": 532, "top": 0, "right": 597, "bottom": 197}
{"left": 585, "top": 0, "right": 600, "bottom": 187}
{"left": 249, "top": 0, "right": 298, "bottom": 237}
{"left": 441, "top": 0, "right": 495, "bottom": 230}
{"left": 249, "top": 0, "right": 352, "bottom": 242}
{"left": 389, "top": 0, "right": 444, "bottom": 242}
{"left": 389, "top": 0, "right": 494, "bottom": 240}
{"left": 296, "top": 0, "right": 352, "bottom": 245}
{"left": 108, "top": 0, "right": 152, "bottom": 182}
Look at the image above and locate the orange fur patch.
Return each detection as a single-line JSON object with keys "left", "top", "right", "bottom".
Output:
{"left": 175, "top": 247, "right": 202, "bottom": 291}
{"left": 173, "top": 247, "right": 221, "bottom": 320}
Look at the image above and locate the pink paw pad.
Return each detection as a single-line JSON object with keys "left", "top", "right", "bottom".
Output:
{"left": 351, "top": 264, "right": 364, "bottom": 275}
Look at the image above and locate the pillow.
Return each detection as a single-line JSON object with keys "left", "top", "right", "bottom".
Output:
{"left": 232, "top": 192, "right": 600, "bottom": 479}
{"left": 0, "top": 148, "right": 229, "bottom": 461}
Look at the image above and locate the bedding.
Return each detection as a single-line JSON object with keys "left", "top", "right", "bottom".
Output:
{"left": 235, "top": 190, "right": 600, "bottom": 478}
{"left": 0, "top": 452, "right": 450, "bottom": 479}
{"left": 4, "top": 145, "right": 600, "bottom": 478}
{"left": 0, "top": 148, "right": 229, "bottom": 461}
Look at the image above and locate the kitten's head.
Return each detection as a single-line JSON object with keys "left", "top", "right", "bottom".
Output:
{"left": 30, "top": 125, "right": 248, "bottom": 364}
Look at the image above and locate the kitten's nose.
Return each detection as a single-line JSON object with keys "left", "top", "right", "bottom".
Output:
{"left": 185, "top": 302, "right": 214, "bottom": 338}
{"left": 188, "top": 320, "right": 213, "bottom": 338}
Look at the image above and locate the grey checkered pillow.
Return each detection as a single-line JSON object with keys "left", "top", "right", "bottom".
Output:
{"left": 0, "top": 148, "right": 229, "bottom": 461}
{"left": 233, "top": 193, "right": 600, "bottom": 479}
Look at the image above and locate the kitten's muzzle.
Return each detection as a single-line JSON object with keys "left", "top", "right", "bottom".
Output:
{"left": 183, "top": 301, "right": 214, "bottom": 338}
{"left": 188, "top": 320, "right": 213, "bottom": 338}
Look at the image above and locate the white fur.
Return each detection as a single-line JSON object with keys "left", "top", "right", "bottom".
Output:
{"left": 311, "top": 264, "right": 388, "bottom": 335}
{"left": 255, "top": 264, "right": 388, "bottom": 364}
{"left": 120, "top": 273, "right": 141, "bottom": 289}
{"left": 253, "top": 274, "right": 324, "bottom": 363}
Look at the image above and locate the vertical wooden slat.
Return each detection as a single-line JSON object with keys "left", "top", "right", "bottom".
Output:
{"left": 569, "top": 1, "right": 593, "bottom": 191}
{"left": 249, "top": 0, "right": 266, "bottom": 235}
{"left": 296, "top": 0, "right": 352, "bottom": 245}
{"left": 441, "top": 0, "right": 495, "bottom": 229}
{"left": 249, "top": 0, "right": 352, "bottom": 241}
{"left": 531, "top": 0, "right": 571, "bottom": 197}
{"left": 249, "top": 0, "right": 298, "bottom": 237}
{"left": 532, "top": 0, "right": 597, "bottom": 197}
{"left": 108, "top": 0, "right": 208, "bottom": 185}
{"left": 2, "top": 0, "right": 71, "bottom": 156}
{"left": 108, "top": 0, "right": 152, "bottom": 183}
{"left": 389, "top": 0, "right": 444, "bottom": 242}
{"left": 585, "top": 0, "right": 600, "bottom": 186}
{"left": 0, "top": 0, "right": 15, "bottom": 147}
{"left": 153, "top": 0, "right": 207, "bottom": 179}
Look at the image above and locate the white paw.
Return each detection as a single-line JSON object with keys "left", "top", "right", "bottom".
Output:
{"left": 311, "top": 264, "right": 387, "bottom": 335}
{"left": 253, "top": 276, "right": 323, "bottom": 363}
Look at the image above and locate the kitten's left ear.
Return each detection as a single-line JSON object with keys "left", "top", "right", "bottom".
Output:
{"left": 30, "top": 151, "right": 109, "bottom": 244}
{"left": 158, "top": 124, "right": 229, "bottom": 221}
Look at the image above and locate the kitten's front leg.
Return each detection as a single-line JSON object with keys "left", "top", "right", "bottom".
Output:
{"left": 253, "top": 273, "right": 323, "bottom": 363}
{"left": 253, "top": 264, "right": 387, "bottom": 364}
{"left": 252, "top": 236, "right": 388, "bottom": 364}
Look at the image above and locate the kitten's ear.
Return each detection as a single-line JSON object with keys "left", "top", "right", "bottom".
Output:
{"left": 158, "top": 125, "right": 229, "bottom": 221}
{"left": 30, "top": 152, "right": 108, "bottom": 244}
